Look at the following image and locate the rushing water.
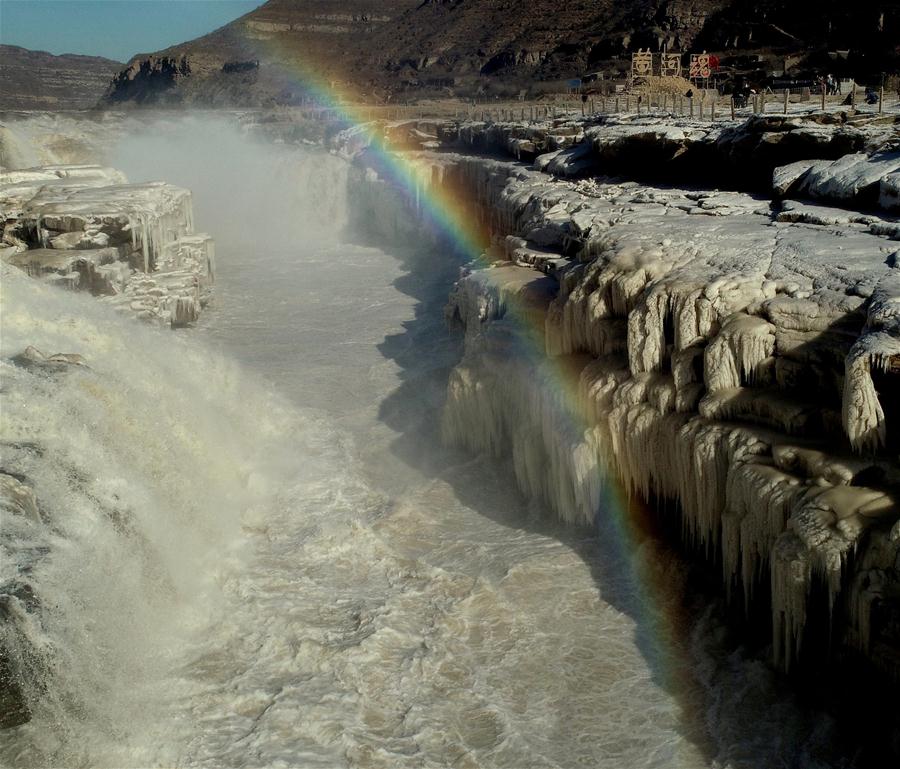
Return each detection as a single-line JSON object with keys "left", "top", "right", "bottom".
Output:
{"left": 0, "top": 118, "right": 859, "bottom": 768}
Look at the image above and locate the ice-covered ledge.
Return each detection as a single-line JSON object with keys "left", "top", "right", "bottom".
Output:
{"left": 445, "top": 112, "right": 899, "bottom": 206}
{"left": 342, "top": 123, "right": 900, "bottom": 677}
{"left": 0, "top": 165, "right": 214, "bottom": 327}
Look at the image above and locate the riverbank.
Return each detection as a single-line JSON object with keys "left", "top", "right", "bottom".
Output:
{"left": 331, "top": 112, "right": 900, "bottom": 683}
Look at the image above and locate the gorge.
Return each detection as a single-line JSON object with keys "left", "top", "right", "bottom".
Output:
{"left": 0, "top": 108, "right": 898, "bottom": 767}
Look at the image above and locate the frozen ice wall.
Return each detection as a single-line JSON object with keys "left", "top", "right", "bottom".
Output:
{"left": 383, "top": 147, "right": 900, "bottom": 677}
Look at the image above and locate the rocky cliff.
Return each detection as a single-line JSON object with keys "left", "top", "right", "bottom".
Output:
{"left": 102, "top": 0, "right": 899, "bottom": 106}
{"left": 0, "top": 45, "right": 121, "bottom": 111}
{"left": 104, "top": 0, "right": 420, "bottom": 107}
{"left": 336, "top": 112, "right": 900, "bottom": 690}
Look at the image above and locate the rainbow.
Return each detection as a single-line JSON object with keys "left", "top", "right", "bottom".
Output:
{"left": 245, "top": 30, "right": 698, "bottom": 719}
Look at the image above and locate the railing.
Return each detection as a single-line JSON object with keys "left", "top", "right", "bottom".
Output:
{"left": 281, "top": 88, "right": 900, "bottom": 124}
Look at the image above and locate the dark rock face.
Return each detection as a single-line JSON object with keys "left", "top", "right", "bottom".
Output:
{"left": 0, "top": 45, "right": 121, "bottom": 111}
{"left": 100, "top": 0, "right": 900, "bottom": 106}
{"left": 105, "top": 56, "right": 191, "bottom": 104}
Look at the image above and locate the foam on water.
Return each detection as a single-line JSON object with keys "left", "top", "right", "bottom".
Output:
{"left": 0, "top": 264, "right": 340, "bottom": 766}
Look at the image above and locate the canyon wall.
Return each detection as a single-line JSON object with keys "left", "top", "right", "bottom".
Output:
{"left": 344, "top": 116, "right": 900, "bottom": 679}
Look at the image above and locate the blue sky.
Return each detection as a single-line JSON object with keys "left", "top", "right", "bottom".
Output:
{"left": 0, "top": 0, "right": 264, "bottom": 62}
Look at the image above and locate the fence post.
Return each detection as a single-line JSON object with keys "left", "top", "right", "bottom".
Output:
{"left": 626, "top": 95, "right": 631, "bottom": 112}
{"left": 783, "top": 88, "right": 788, "bottom": 114}
{"left": 879, "top": 86, "right": 884, "bottom": 114}
{"left": 689, "top": 96, "right": 694, "bottom": 118}
{"left": 821, "top": 87, "right": 826, "bottom": 111}
{"left": 615, "top": 96, "right": 620, "bottom": 113}
{"left": 730, "top": 96, "right": 735, "bottom": 120}
{"left": 851, "top": 80, "right": 856, "bottom": 109}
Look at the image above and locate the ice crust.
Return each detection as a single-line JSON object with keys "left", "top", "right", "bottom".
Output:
{"left": 366, "top": 141, "right": 900, "bottom": 673}
{"left": 437, "top": 111, "right": 900, "bottom": 214}
{"left": 0, "top": 165, "right": 214, "bottom": 327}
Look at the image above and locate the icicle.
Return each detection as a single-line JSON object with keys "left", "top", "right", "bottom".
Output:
{"left": 705, "top": 314, "right": 775, "bottom": 393}
{"left": 842, "top": 335, "right": 897, "bottom": 453}
{"left": 771, "top": 532, "right": 812, "bottom": 671}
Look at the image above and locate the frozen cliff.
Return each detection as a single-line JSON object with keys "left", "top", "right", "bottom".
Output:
{"left": 342, "top": 116, "right": 900, "bottom": 680}
{"left": 0, "top": 164, "right": 214, "bottom": 327}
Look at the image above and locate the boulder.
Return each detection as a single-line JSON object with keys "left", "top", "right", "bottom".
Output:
{"left": 10, "top": 346, "right": 87, "bottom": 372}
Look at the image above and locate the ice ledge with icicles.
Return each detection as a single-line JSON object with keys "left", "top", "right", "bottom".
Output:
{"left": 0, "top": 164, "right": 215, "bottom": 327}
{"left": 347, "top": 144, "right": 900, "bottom": 679}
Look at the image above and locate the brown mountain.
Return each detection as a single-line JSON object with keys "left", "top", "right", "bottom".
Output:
{"left": 0, "top": 45, "right": 122, "bottom": 110}
{"left": 104, "top": 1, "right": 421, "bottom": 106}
{"left": 103, "top": 0, "right": 899, "bottom": 106}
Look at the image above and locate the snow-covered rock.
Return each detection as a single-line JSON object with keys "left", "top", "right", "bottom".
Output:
{"left": 379, "top": 146, "right": 900, "bottom": 677}
{"left": 795, "top": 150, "right": 900, "bottom": 203}
{"left": 0, "top": 165, "right": 214, "bottom": 327}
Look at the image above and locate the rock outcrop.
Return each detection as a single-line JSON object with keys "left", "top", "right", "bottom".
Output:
{"left": 0, "top": 165, "right": 214, "bottom": 326}
{"left": 443, "top": 111, "right": 900, "bottom": 208}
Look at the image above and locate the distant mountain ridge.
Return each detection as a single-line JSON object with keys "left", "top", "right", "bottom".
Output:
{"left": 25, "top": 0, "right": 900, "bottom": 108}
{"left": 0, "top": 45, "right": 122, "bottom": 110}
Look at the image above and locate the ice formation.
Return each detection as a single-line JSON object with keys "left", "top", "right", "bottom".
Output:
{"left": 0, "top": 164, "right": 214, "bottom": 327}
{"left": 356, "top": 123, "right": 900, "bottom": 675}
{"left": 440, "top": 111, "right": 900, "bottom": 212}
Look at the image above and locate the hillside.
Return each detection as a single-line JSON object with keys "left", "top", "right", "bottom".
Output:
{"left": 0, "top": 45, "right": 121, "bottom": 110}
{"left": 102, "top": 0, "right": 900, "bottom": 106}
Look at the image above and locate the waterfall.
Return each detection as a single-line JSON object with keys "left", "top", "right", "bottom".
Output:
{"left": 0, "top": 263, "right": 347, "bottom": 764}
{"left": 2, "top": 112, "right": 893, "bottom": 768}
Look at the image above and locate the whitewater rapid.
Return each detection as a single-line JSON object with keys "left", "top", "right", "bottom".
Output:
{"left": 0, "top": 118, "right": 855, "bottom": 768}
